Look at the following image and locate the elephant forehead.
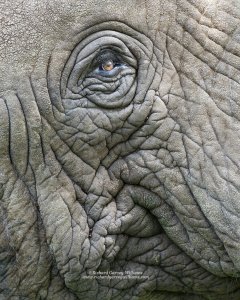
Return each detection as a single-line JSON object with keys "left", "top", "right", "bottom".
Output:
{"left": 0, "top": 0, "right": 237, "bottom": 78}
{"left": 0, "top": 1, "right": 147, "bottom": 59}
{"left": 0, "top": 0, "right": 155, "bottom": 91}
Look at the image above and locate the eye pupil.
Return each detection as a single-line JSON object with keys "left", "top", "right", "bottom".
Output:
{"left": 102, "top": 60, "right": 114, "bottom": 71}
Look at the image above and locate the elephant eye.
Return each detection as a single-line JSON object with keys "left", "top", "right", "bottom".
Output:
{"left": 90, "top": 49, "right": 127, "bottom": 77}
{"left": 101, "top": 60, "right": 114, "bottom": 71}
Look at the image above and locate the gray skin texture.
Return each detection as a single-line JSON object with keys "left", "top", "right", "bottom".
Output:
{"left": 1, "top": 0, "right": 240, "bottom": 299}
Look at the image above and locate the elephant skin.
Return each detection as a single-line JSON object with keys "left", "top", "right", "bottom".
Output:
{"left": 0, "top": 0, "right": 240, "bottom": 299}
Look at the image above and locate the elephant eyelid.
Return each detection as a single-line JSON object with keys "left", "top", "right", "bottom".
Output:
{"left": 93, "top": 49, "right": 124, "bottom": 66}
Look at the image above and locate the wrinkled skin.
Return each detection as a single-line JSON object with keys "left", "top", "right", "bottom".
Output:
{"left": 1, "top": 0, "right": 240, "bottom": 299}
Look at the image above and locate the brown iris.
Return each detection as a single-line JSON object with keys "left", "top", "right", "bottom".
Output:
{"left": 102, "top": 60, "right": 114, "bottom": 71}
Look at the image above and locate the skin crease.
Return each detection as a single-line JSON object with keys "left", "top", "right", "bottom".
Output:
{"left": 1, "top": 0, "right": 240, "bottom": 299}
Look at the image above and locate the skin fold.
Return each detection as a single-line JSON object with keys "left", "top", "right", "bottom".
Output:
{"left": 0, "top": 0, "right": 240, "bottom": 299}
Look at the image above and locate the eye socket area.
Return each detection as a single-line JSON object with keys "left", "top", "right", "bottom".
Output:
{"left": 73, "top": 46, "right": 137, "bottom": 108}
{"left": 60, "top": 33, "right": 139, "bottom": 109}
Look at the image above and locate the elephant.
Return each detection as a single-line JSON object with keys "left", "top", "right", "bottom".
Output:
{"left": 1, "top": 0, "right": 240, "bottom": 299}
